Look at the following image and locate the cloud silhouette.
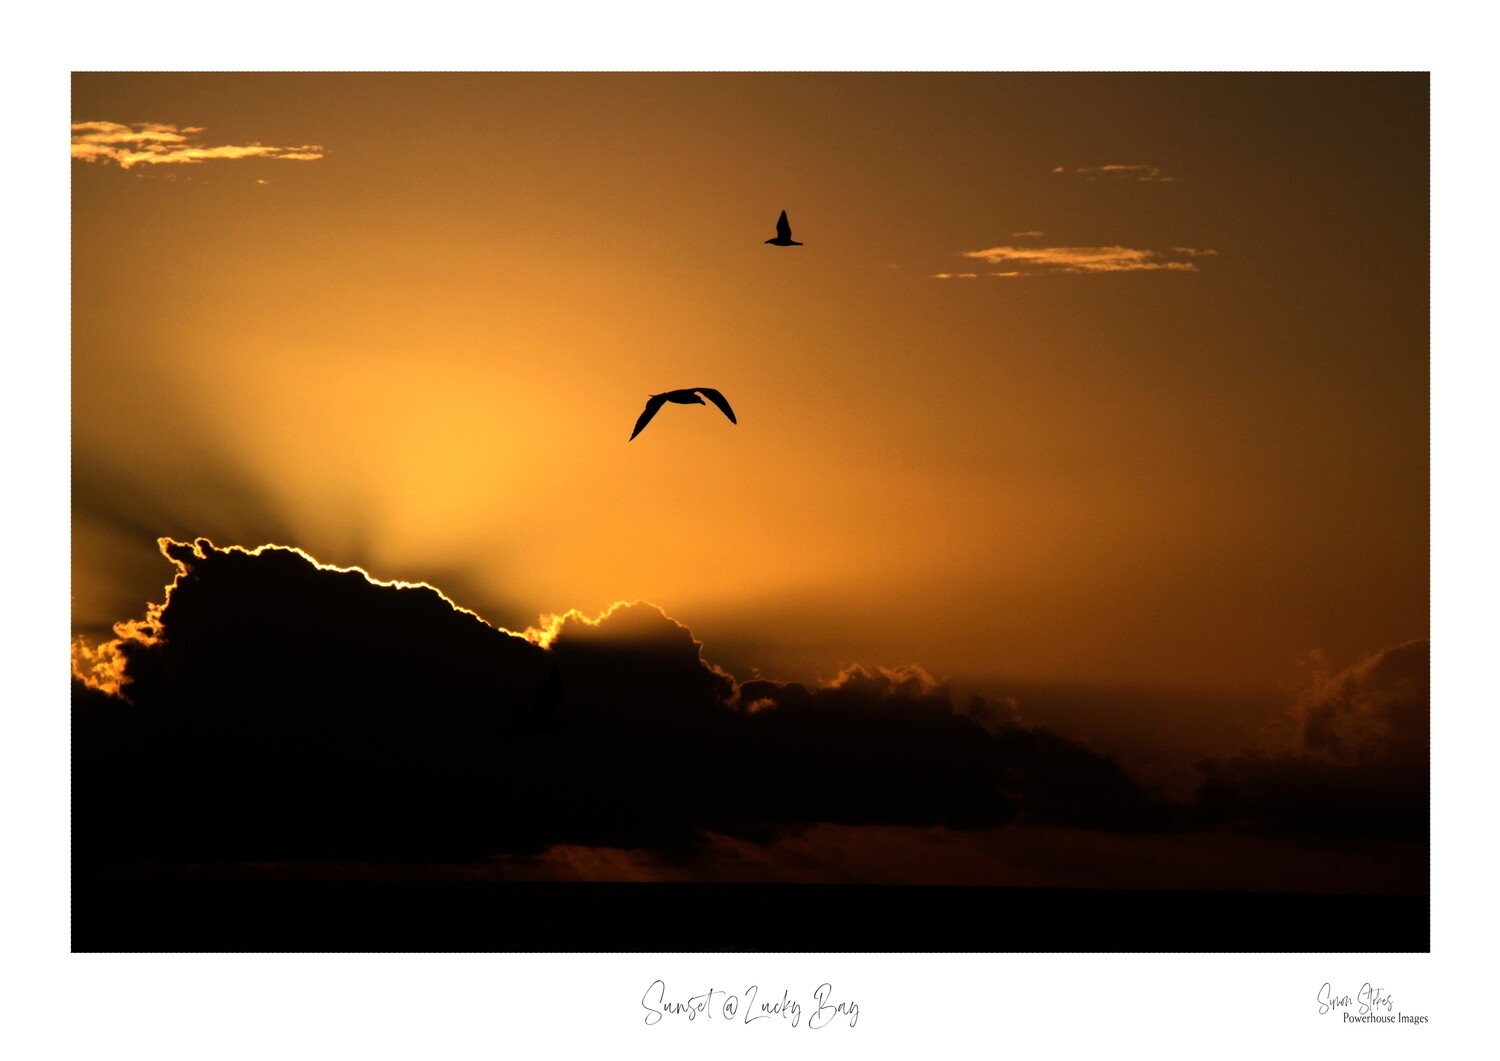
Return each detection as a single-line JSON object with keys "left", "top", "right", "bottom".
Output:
{"left": 73, "top": 539, "right": 1174, "bottom": 864}
{"left": 1192, "top": 641, "right": 1429, "bottom": 842}
{"left": 1294, "top": 640, "right": 1429, "bottom": 767}
{"left": 71, "top": 448, "right": 302, "bottom": 648}
{"left": 73, "top": 540, "right": 1426, "bottom": 874}
{"left": 74, "top": 538, "right": 549, "bottom": 861}
{"left": 71, "top": 121, "right": 324, "bottom": 170}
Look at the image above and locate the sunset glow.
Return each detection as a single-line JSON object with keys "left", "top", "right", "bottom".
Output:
{"left": 73, "top": 74, "right": 1425, "bottom": 706}
{"left": 72, "top": 73, "right": 1428, "bottom": 919}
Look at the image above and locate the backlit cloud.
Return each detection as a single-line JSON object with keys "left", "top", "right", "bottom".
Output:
{"left": 71, "top": 538, "right": 1424, "bottom": 884}
{"left": 71, "top": 120, "right": 325, "bottom": 170}
{"left": 948, "top": 244, "right": 1215, "bottom": 276}
{"left": 1052, "top": 163, "right": 1175, "bottom": 182}
{"left": 72, "top": 538, "right": 1171, "bottom": 864}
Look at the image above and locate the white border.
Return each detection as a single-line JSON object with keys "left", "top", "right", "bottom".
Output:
{"left": 12, "top": 3, "right": 1492, "bottom": 1056}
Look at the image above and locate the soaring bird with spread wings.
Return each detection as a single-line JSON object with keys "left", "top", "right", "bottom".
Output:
{"left": 629, "top": 388, "right": 738, "bottom": 441}
{"left": 764, "top": 209, "right": 803, "bottom": 247}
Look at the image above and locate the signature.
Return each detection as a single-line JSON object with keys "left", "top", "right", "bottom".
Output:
{"left": 642, "top": 980, "right": 859, "bottom": 1028}
{"left": 1317, "top": 982, "right": 1395, "bottom": 1016}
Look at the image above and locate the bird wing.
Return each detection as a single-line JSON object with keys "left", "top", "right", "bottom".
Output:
{"left": 696, "top": 388, "right": 737, "bottom": 424}
{"left": 630, "top": 394, "right": 669, "bottom": 440}
{"left": 776, "top": 210, "right": 792, "bottom": 242}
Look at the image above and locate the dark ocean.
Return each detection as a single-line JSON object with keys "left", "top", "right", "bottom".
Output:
{"left": 72, "top": 878, "right": 1428, "bottom": 952}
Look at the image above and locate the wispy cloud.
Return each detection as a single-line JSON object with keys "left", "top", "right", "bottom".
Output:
{"left": 71, "top": 121, "right": 325, "bottom": 170}
{"left": 1052, "top": 163, "right": 1174, "bottom": 182}
{"left": 930, "top": 272, "right": 980, "bottom": 279}
{"left": 1010, "top": 230, "right": 1045, "bottom": 238}
{"left": 948, "top": 244, "right": 1216, "bottom": 277}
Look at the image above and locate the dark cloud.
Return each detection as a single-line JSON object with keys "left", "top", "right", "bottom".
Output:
{"left": 1296, "top": 639, "right": 1428, "bottom": 769}
{"left": 73, "top": 539, "right": 1174, "bottom": 865}
{"left": 728, "top": 666, "right": 1167, "bottom": 834}
{"left": 74, "top": 538, "right": 550, "bottom": 861}
{"left": 1192, "top": 641, "right": 1429, "bottom": 842}
{"left": 71, "top": 441, "right": 301, "bottom": 645}
{"left": 73, "top": 540, "right": 1427, "bottom": 874}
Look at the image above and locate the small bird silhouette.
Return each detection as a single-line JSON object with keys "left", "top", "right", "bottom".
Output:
{"left": 765, "top": 209, "right": 803, "bottom": 247}
{"left": 630, "top": 388, "right": 737, "bottom": 440}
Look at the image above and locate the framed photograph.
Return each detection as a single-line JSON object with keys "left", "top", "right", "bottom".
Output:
{"left": 71, "top": 70, "right": 1429, "bottom": 956}
{"left": 37, "top": 18, "right": 1475, "bottom": 1050}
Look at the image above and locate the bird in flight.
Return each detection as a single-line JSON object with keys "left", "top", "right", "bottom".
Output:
{"left": 630, "top": 388, "right": 737, "bottom": 441}
{"left": 764, "top": 209, "right": 803, "bottom": 247}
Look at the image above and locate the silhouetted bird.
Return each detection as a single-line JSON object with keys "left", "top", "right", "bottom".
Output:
{"left": 629, "top": 388, "right": 737, "bottom": 440}
{"left": 764, "top": 209, "right": 803, "bottom": 247}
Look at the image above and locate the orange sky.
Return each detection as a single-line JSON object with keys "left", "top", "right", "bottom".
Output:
{"left": 72, "top": 73, "right": 1427, "bottom": 706}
